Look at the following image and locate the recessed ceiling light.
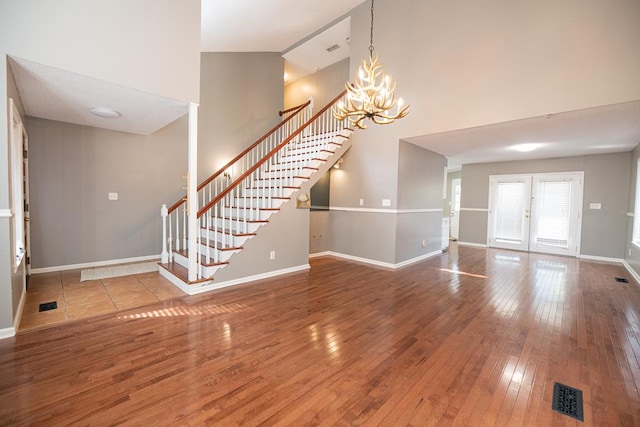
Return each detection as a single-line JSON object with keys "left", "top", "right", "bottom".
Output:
{"left": 89, "top": 106, "right": 121, "bottom": 119}
{"left": 512, "top": 143, "right": 540, "bottom": 152}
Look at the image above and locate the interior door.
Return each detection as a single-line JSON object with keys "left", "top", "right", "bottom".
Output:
{"left": 450, "top": 178, "right": 461, "bottom": 240}
{"left": 488, "top": 175, "right": 532, "bottom": 251}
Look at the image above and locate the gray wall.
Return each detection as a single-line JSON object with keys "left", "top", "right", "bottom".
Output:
{"left": 459, "top": 152, "right": 631, "bottom": 258}
{"left": 27, "top": 117, "right": 188, "bottom": 268}
{"left": 198, "top": 53, "right": 284, "bottom": 181}
{"left": 395, "top": 142, "right": 446, "bottom": 262}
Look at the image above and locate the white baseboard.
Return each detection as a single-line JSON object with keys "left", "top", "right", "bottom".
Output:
{"left": 622, "top": 260, "right": 640, "bottom": 286}
{"left": 13, "top": 287, "right": 26, "bottom": 332}
{"left": 0, "top": 283, "right": 27, "bottom": 340}
{"left": 0, "top": 327, "right": 16, "bottom": 339}
{"left": 456, "top": 241, "right": 488, "bottom": 248}
{"left": 578, "top": 254, "right": 623, "bottom": 264}
{"left": 166, "top": 264, "right": 312, "bottom": 296}
{"left": 30, "top": 254, "right": 161, "bottom": 274}
{"left": 309, "top": 251, "right": 333, "bottom": 259}
{"left": 310, "top": 250, "right": 442, "bottom": 269}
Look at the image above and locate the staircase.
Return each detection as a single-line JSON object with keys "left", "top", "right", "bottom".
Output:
{"left": 158, "top": 91, "right": 352, "bottom": 292}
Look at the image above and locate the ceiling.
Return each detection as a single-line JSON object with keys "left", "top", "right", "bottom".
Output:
{"left": 9, "top": 57, "right": 188, "bottom": 135}
{"left": 201, "top": 0, "right": 365, "bottom": 52}
{"left": 406, "top": 100, "right": 640, "bottom": 169}
{"left": 10, "top": 0, "right": 640, "bottom": 165}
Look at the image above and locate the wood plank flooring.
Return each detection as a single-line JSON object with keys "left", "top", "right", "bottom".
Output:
{"left": 1, "top": 245, "right": 640, "bottom": 425}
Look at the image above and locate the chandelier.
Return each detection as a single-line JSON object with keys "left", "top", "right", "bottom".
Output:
{"left": 333, "top": 0, "right": 410, "bottom": 129}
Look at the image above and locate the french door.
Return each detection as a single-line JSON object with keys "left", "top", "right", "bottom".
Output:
{"left": 488, "top": 172, "right": 583, "bottom": 256}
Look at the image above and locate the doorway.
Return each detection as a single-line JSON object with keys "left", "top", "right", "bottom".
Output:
{"left": 9, "top": 98, "right": 30, "bottom": 277}
{"left": 487, "top": 172, "right": 583, "bottom": 256}
{"left": 450, "top": 178, "right": 461, "bottom": 240}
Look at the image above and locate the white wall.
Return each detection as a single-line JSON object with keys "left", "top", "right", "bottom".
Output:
{"left": 0, "top": 0, "right": 201, "bottom": 102}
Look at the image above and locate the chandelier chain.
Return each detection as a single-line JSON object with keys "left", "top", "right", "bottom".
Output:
{"left": 369, "top": 0, "right": 375, "bottom": 57}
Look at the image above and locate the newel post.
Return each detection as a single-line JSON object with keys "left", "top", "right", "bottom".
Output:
{"left": 160, "top": 204, "right": 168, "bottom": 263}
{"left": 187, "top": 102, "right": 199, "bottom": 282}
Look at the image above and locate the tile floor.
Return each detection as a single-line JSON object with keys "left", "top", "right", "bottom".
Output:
{"left": 19, "top": 267, "right": 185, "bottom": 333}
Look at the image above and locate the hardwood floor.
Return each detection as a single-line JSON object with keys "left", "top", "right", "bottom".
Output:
{"left": 1, "top": 245, "right": 639, "bottom": 425}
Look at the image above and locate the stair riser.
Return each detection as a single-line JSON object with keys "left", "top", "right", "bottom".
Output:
{"left": 200, "top": 230, "right": 253, "bottom": 247}
{"left": 261, "top": 169, "right": 314, "bottom": 180}
{"left": 172, "top": 252, "right": 228, "bottom": 277}
{"left": 271, "top": 158, "right": 326, "bottom": 170}
{"left": 283, "top": 144, "right": 338, "bottom": 156}
{"left": 231, "top": 197, "right": 287, "bottom": 209}
{"left": 221, "top": 207, "right": 275, "bottom": 221}
{"left": 243, "top": 187, "right": 297, "bottom": 198}
{"left": 251, "top": 177, "right": 306, "bottom": 187}
{"left": 277, "top": 152, "right": 331, "bottom": 163}
{"left": 211, "top": 217, "right": 265, "bottom": 234}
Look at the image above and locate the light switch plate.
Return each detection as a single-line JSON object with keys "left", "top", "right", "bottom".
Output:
{"left": 108, "top": 192, "right": 118, "bottom": 201}
{"left": 382, "top": 199, "right": 391, "bottom": 207}
{"left": 589, "top": 203, "right": 601, "bottom": 210}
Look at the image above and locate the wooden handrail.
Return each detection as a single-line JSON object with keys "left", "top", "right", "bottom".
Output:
{"left": 279, "top": 101, "right": 307, "bottom": 117}
{"left": 197, "top": 90, "right": 347, "bottom": 218}
{"left": 167, "top": 99, "right": 311, "bottom": 214}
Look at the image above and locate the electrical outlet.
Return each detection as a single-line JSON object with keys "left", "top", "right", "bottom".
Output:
{"left": 270, "top": 251, "right": 276, "bottom": 260}
{"left": 422, "top": 240, "right": 427, "bottom": 248}
{"left": 359, "top": 198, "right": 364, "bottom": 206}
{"left": 108, "top": 192, "right": 118, "bottom": 201}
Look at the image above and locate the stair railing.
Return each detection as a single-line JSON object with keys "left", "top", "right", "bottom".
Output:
{"left": 192, "top": 90, "right": 349, "bottom": 279}
{"left": 160, "top": 98, "right": 312, "bottom": 269}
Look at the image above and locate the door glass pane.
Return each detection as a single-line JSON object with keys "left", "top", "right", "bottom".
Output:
{"left": 495, "top": 182, "right": 525, "bottom": 243}
{"left": 534, "top": 180, "right": 571, "bottom": 248}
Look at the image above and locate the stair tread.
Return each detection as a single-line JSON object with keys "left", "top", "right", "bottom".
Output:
{"left": 158, "top": 261, "right": 211, "bottom": 285}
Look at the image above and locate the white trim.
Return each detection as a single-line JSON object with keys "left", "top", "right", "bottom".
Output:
{"left": 459, "top": 207, "right": 488, "bottom": 212}
{"left": 309, "top": 250, "right": 442, "bottom": 269}
{"left": 13, "top": 287, "right": 26, "bottom": 333}
{"left": 457, "top": 241, "right": 488, "bottom": 248}
{"left": 330, "top": 207, "right": 443, "bottom": 214}
{"left": 30, "top": 254, "right": 161, "bottom": 274}
{"left": 309, "top": 251, "right": 333, "bottom": 259}
{"left": 0, "top": 327, "right": 16, "bottom": 340}
{"left": 174, "top": 264, "right": 311, "bottom": 295}
{"left": 0, "top": 209, "right": 12, "bottom": 218}
{"left": 622, "top": 260, "right": 640, "bottom": 286}
{"left": 627, "top": 212, "right": 634, "bottom": 217}
{"left": 578, "top": 254, "right": 623, "bottom": 264}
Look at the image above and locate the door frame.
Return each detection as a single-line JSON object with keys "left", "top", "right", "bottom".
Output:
{"left": 487, "top": 171, "right": 584, "bottom": 256}
{"left": 487, "top": 174, "right": 533, "bottom": 251}
{"left": 450, "top": 178, "right": 461, "bottom": 240}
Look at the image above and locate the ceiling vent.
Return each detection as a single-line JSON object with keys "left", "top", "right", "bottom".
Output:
{"left": 326, "top": 44, "right": 340, "bottom": 52}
